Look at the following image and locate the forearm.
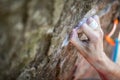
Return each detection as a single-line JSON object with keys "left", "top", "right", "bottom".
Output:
{"left": 97, "top": 55, "right": 120, "bottom": 80}
{"left": 75, "top": 42, "right": 120, "bottom": 80}
{"left": 70, "top": 14, "right": 120, "bottom": 80}
{"left": 94, "top": 54, "right": 120, "bottom": 80}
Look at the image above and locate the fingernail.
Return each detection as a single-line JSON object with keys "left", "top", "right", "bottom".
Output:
{"left": 89, "top": 19, "right": 98, "bottom": 29}
{"left": 92, "top": 15, "right": 98, "bottom": 18}
{"left": 87, "top": 17, "right": 93, "bottom": 24}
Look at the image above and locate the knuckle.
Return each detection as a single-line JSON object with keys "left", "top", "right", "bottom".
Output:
{"left": 92, "top": 34, "right": 100, "bottom": 43}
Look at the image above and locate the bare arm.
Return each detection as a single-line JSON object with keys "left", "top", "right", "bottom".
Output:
{"left": 75, "top": 40, "right": 120, "bottom": 80}
{"left": 70, "top": 15, "right": 120, "bottom": 80}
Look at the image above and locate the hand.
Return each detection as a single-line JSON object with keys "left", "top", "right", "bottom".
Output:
{"left": 70, "top": 15, "right": 105, "bottom": 66}
{"left": 70, "top": 15, "right": 120, "bottom": 80}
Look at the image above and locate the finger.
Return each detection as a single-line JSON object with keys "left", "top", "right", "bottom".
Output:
{"left": 87, "top": 17, "right": 99, "bottom": 30}
{"left": 70, "top": 29, "right": 86, "bottom": 49}
{"left": 71, "top": 29, "right": 78, "bottom": 39}
{"left": 75, "top": 27, "right": 82, "bottom": 34}
{"left": 75, "top": 18, "right": 87, "bottom": 33}
{"left": 73, "top": 29, "right": 78, "bottom": 38}
{"left": 70, "top": 29, "right": 79, "bottom": 44}
{"left": 92, "top": 15, "right": 100, "bottom": 26}
{"left": 92, "top": 15, "right": 104, "bottom": 37}
{"left": 81, "top": 23, "right": 98, "bottom": 42}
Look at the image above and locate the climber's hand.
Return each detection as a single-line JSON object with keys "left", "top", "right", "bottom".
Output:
{"left": 70, "top": 15, "right": 105, "bottom": 64}
{"left": 70, "top": 15, "right": 120, "bottom": 80}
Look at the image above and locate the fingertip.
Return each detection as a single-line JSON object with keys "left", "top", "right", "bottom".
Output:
{"left": 81, "top": 23, "right": 91, "bottom": 31}
{"left": 93, "top": 15, "right": 99, "bottom": 18}
{"left": 81, "top": 23, "right": 87, "bottom": 28}
{"left": 92, "top": 15, "right": 100, "bottom": 24}
{"left": 73, "top": 29, "right": 78, "bottom": 35}
{"left": 87, "top": 17, "right": 94, "bottom": 24}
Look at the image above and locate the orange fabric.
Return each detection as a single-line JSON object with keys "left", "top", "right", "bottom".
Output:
{"left": 114, "top": 19, "right": 119, "bottom": 25}
{"left": 105, "top": 35, "right": 115, "bottom": 46}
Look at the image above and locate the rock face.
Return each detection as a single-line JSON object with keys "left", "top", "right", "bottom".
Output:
{"left": 0, "top": 0, "right": 120, "bottom": 80}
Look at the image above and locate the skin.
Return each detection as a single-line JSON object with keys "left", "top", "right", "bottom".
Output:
{"left": 70, "top": 15, "right": 120, "bottom": 80}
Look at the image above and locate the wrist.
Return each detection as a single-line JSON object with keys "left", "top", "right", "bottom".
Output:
{"left": 94, "top": 52, "right": 120, "bottom": 79}
{"left": 93, "top": 52, "right": 116, "bottom": 75}
{"left": 91, "top": 52, "right": 110, "bottom": 73}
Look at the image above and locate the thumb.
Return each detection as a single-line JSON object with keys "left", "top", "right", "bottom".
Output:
{"left": 70, "top": 29, "right": 88, "bottom": 56}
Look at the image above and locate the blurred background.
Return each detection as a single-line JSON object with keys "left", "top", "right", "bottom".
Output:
{"left": 0, "top": 0, "right": 64, "bottom": 80}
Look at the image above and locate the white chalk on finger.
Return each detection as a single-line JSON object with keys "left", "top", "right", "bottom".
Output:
{"left": 89, "top": 19, "right": 99, "bottom": 29}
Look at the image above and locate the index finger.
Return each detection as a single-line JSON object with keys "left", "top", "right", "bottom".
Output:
{"left": 81, "top": 23, "right": 99, "bottom": 43}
